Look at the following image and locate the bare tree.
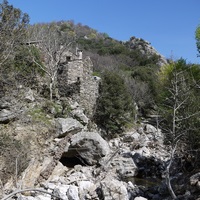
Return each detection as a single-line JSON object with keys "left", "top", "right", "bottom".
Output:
{"left": 158, "top": 60, "right": 200, "bottom": 199}
{"left": 27, "top": 23, "right": 76, "bottom": 101}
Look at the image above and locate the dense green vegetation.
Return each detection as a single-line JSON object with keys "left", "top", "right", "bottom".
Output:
{"left": 0, "top": 0, "right": 29, "bottom": 67}
{"left": 94, "top": 71, "right": 134, "bottom": 137}
{"left": 195, "top": 24, "right": 200, "bottom": 56}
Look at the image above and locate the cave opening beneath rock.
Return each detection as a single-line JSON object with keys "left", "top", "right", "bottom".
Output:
{"left": 59, "top": 150, "right": 87, "bottom": 168}
{"left": 59, "top": 155, "right": 87, "bottom": 168}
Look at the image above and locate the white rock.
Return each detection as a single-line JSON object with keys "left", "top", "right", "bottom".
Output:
{"left": 19, "top": 196, "right": 36, "bottom": 200}
{"left": 70, "top": 131, "right": 110, "bottom": 165}
{"left": 109, "top": 138, "right": 121, "bottom": 148}
{"left": 46, "top": 182, "right": 56, "bottom": 190}
{"left": 135, "top": 147, "right": 151, "bottom": 157}
{"left": 131, "top": 132, "right": 140, "bottom": 141}
{"left": 55, "top": 117, "right": 83, "bottom": 137}
{"left": 25, "top": 88, "right": 35, "bottom": 102}
{"left": 67, "top": 185, "right": 79, "bottom": 200}
{"left": 65, "top": 171, "right": 87, "bottom": 184}
{"left": 78, "top": 181, "right": 96, "bottom": 200}
{"left": 78, "top": 180, "right": 94, "bottom": 192}
{"left": 144, "top": 124, "right": 157, "bottom": 134}
{"left": 70, "top": 101, "right": 79, "bottom": 109}
{"left": 134, "top": 196, "right": 148, "bottom": 200}
{"left": 111, "top": 156, "right": 138, "bottom": 178}
{"left": 54, "top": 184, "right": 70, "bottom": 199}
{"left": 35, "top": 194, "right": 51, "bottom": 200}
{"left": 71, "top": 109, "right": 89, "bottom": 125}
{"left": 101, "top": 178, "right": 129, "bottom": 200}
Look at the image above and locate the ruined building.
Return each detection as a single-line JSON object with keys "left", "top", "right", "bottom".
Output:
{"left": 57, "top": 49, "right": 100, "bottom": 117}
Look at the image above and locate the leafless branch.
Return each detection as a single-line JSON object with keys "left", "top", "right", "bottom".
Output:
{"left": 2, "top": 188, "right": 64, "bottom": 200}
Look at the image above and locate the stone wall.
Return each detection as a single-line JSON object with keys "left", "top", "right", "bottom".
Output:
{"left": 57, "top": 62, "right": 79, "bottom": 97}
{"left": 67, "top": 60, "right": 83, "bottom": 84}
{"left": 79, "top": 77, "right": 100, "bottom": 117}
{"left": 79, "top": 57, "right": 100, "bottom": 117}
{"left": 57, "top": 53, "right": 100, "bottom": 118}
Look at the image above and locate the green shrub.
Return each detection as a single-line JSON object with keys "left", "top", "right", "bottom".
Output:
{"left": 42, "top": 99, "right": 71, "bottom": 118}
{"left": 92, "top": 71, "right": 101, "bottom": 77}
{"left": 13, "top": 45, "right": 45, "bottom": 86}
{"left": 28, "top": 106, "right": 51, "bottom": 126}
{"left": 94, "top": 71, "right": 135, "bottom": 137}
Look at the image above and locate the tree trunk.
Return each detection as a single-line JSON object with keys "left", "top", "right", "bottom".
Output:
{"left": 166, "top": 144, "right": 177, "bottom": 199}
{"left": 49, "top": 82, "right": 53, "bottom": 101}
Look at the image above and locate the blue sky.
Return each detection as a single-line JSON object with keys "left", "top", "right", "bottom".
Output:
{"left": 7, "top": 0, "right": 200, "bottom": 64}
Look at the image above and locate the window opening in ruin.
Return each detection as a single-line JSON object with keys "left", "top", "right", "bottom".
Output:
{"left": 67, "top": 56, "right": 72, "bottom": 61}
{"left": 58, "top": 65, "right": 64, "bottom": 74}
{"left": 67, "top": 91, "right": 72, "bottom": 96}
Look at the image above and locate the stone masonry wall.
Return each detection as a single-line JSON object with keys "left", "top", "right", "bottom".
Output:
{"left": 67, "top": 60, "right": 83, "bottom": 84}
{"left": 57, "top": 54, "right": 100, "bottom": 118}
{"left": 78, "top": 57, "right": 100, "bottom": 117}
{"left": 79, "top": 77, "right": 100, "bottom": 117}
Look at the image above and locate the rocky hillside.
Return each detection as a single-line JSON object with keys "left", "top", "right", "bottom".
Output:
{"left": 0, "top": 89, "right": 199, "bottom": 199}
{"left": 0, "top": 53, "right": 199, "bottom": 199}
{"left": 74, "top": 23, "right": 168, "bottom": 70}
{"left": 128, "top": 36, "right": 167, "bottom": 66}
{"left": 0, "top": 2, "right": 200, "bottom": 199}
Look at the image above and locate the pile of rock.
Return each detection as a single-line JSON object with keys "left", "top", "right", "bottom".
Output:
{"left": 3, "top": 122, "right": 169, "bottom": 200}
{"left": 2, "top": 109, "right": 199, "bottom": 199}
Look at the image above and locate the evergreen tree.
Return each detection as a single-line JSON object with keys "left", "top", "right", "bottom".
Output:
{"left": 0, "top": 0, "right": 29, "bottom": 67}
{"left": 195, "top": 24, "right": 200, "bottom": 56}
{"left": 94, "top": 71, "right": 134, "bottom": 137}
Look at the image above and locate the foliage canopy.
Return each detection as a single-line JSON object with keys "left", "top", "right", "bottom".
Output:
{"left": 0, "top": 0, "right": 29, "bottom": 66}
{"left": 94, "top": 71, "right": 134, "bottom": 137}
{"left": 195, "top": 25, "right": 200, "bottom": 56}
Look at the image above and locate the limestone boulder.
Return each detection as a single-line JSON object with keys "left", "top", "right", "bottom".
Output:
{"left": 55, "top": 117, "right": 83, "bottom": 137}
{"left": 67, "top": 185, "right": 79, "bottom": 200}
{"left": 78, "top": 181, "right": 96, "bottom": 199}
{"left": 52, "top": 184, "right": 70, "bottom": 199}
{"left": 0, "top": 109, "right": 22, "bottom": 123}
{"left": 21, "top": 157, "right": 53, "bottom": 188}
{"left": 144, "top": 124, "right": 163, "bottom": 142}
{"left": 0, "top": 100, "right": 11, "bottom": 109}
{"left": 144, "top": 124, "right": 157, "bottom": 134}
{"left": 69, "top": 131, "right": 110, "bottom": 165}
{"left": 100, "top": 177, "right": 129, "bottom": 200}
{"left": 134, "top": 197, "right": 148, "bottom": 200}
{"left": 112, "top": 155, "right": 138, "bottom": 178}
{"left": 25, "top": 88, "right": 35, "bottom": 102}
{"left": 71, "top": 108, "right": 89, "bottom": 125}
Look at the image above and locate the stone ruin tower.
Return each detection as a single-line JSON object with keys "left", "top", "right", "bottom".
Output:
{"left": 57, "top": 48, "right": 100, "bottom": 117}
